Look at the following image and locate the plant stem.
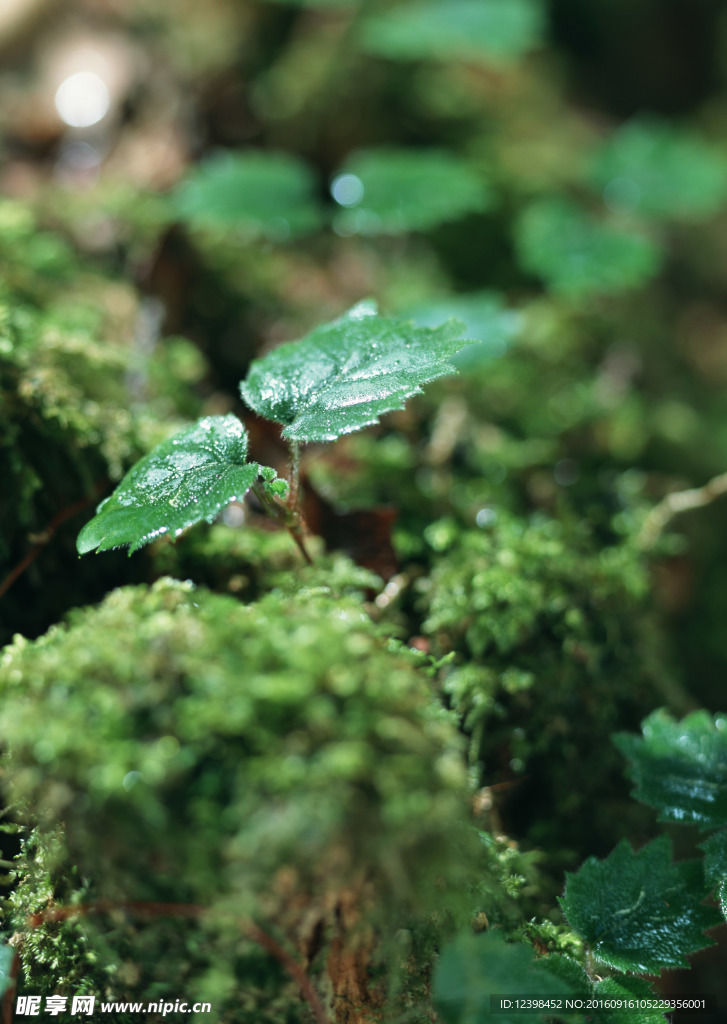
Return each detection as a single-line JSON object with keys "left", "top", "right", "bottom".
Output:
{"left": 252, "top": 481, "right": 281, "bottom": 519}
{"left": 252, "top": 481, "right": 313, "bottom": 565}
{"left": 285, "top": 441, "right": 313, "bottom": 563}
{"left": 246, "top": 924, "right": 328, "bottom": 1024}
{"left": 584, "top": 947, "right": 597, "bottom": 982}
{"left": 288, "top": 439, "right": 302, "bottom": 514}
{"left": 287, "top": 522, "right": 313, "bottom": 566}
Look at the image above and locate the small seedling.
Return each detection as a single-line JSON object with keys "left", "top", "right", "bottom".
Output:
{"left": 77, "top": 301, "right": 473, "bottom": 562}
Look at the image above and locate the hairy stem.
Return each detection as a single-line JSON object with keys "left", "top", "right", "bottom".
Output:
{"left": 288, "top": 440, "right": 302, "bottom": 514}
{"left": 287, "top": 522, "right": 313, "bottom": 566}
{"left": 638, "top": 470, "right": 727, "bottom": 549}
{"left": 252, "top": 481, "right": 313, "bottom": 565}
{"left": 252, "top": 481, "right": 282, "bottom": 519}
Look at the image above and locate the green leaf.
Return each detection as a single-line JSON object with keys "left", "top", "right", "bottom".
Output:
{"left": 0, "top": 942, "right": 14, "bottom": 1000}
{"left": 173, "top": 150, "right": 322, "bottom": 240}
{"left": 700, "top": 830, "right": 727, "bottom": 920}
{"left": 515, "top": 197, "right": 662, "bottom": 298}
{"left": 536, "top": 953, "right": 590, "bottom": 993}
{"left": 560, "top": 836, "right": 719, "bottom": 974}
{"left": 331, "top": 149, "right": 490, "bottom": 235}
{"left": 407, "top": 291, "right": 522, "bottom": 370}
{"left": 529, "top": 956, "right": 670, "bottom": 1024}
{"left": 240, "top": 301, "right": 473, "bottom": 442}
{"left": 591, "top": 976, "right": 670, "bottom": 1024}
{"left": 359, "top": 0, "right": 545, "bottom": 65}
{"left": 589, "top": 119, "right": 727, "bottom": 221}
{"left": 77, "top": 416, "right": 267, "bottom": 555}
{"left": 432, "top": 930, "right": 574, "bottom": 1024}
{"left": 614, "top": 709, "right": 727, "bottom": 829}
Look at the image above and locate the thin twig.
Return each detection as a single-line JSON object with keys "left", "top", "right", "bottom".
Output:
{"left": 246, "top": 925, "right": 328, "bottom": 1024}
{"left": 26, "top": 901, "right": 329, "bottom": 1023}
{"left": 0, "top": 484, "right": 107, "bottom": 601}
{"left": 638, "top": 471, "right": 727, "bottom": 550}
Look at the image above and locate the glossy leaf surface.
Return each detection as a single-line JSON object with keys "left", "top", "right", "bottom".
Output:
{"left": 432, "top": 930, "right": 573, "bottom": 1024}
{"left": 590, "top": 120, "right": 727, "bottom": 221}
{"left": 531, "top": 953, "right": 670, "bottom": 1023}
{"left": 560, "top": 837, "right": 719, "bottom": 974}
{"left": 515, "top": 197, "right": 661, "bottom": 298}
{"left": 77, "top": 416, "right": 267, "bottom": 554}
{"left": 591, "top": 976, "right": 670, "bottom": 1023}
{"left": 174, "top": 150, "right": 322, "bottom": 240}
{"left": 614, "top": 709, "right": 727, "bottom": 829}
{"left": 240, "top": 301, "right": 472, "bottom": 442}
{"left": 360, "top": 0, "right": 545, "bottom": 65}
{"left": 700, "top": 830, "right": 727, "bottom": 921}
{"left": 332, "top": 149, "right": 490, "bottom": 235}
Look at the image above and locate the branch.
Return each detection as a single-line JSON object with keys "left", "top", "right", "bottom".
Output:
{"left": 638, "top": 471, "right": 727, "bottom": 550}
{"left": 25, "top": 901, "right": 329, "bottom": 1024}
{"left": 246, "top": 925, "right": 328, "bottom": 1024}
{"left": 0, "top": 483, "right": 107, "bottom": 601}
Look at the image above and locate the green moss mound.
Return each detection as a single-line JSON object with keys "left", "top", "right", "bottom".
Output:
{"left": 1, "top": 578, "right": 479, "bottom": 1016}
{"left": 417, "top": 513, "right": 674, "bottom": 859}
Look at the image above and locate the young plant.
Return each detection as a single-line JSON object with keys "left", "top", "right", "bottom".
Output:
{"left": 76, "top": 301, "right": 473, "bottom": 562}
{"left": 431, "top": 709, "right": 727, "bottom": 1024}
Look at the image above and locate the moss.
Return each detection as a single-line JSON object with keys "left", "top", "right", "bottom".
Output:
{"left": 150, "top": 524, "right": 384, "bottom": 604}
{"left": 0, "top": 200, "right": 208, "bottom": 646}
{"left": 0, "top": 578, "right": 483, "bottom": 1016}
{"left": 416, "top": 512, "right": 672, "bottom": 863}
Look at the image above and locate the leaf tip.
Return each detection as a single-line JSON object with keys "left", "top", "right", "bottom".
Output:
{"left": 76, "top": 524, "right": 100, "bottom": 556}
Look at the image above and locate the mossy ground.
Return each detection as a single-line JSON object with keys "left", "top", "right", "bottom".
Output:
{"left": 3, "top": 1, "right": 727, "bottom": 1017}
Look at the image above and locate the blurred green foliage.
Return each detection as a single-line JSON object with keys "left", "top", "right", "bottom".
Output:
{"left": 359, "top": 0, "right": 545, "bottom": 65}
{"left": 588, "top": 119, "right": 727, "bottom": 221}
{"left": 174, "top": 151, "right": 324, "bottom": 241}
{"left": 514, "top": 198, "right": 662, "bottom": 298}
{"left": 331, "top": 149, "right": 491, "bottom": 235}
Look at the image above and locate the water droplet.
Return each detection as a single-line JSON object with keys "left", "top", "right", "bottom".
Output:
{"left": 331, "top": 173, "right": 364, "bottom": 207}
{"left": 122, "top": 771, "right": 142, "bottom": 792}
{"left": 476, "top": 507, "right": 497, "bottom": 528}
